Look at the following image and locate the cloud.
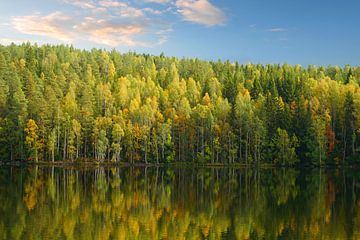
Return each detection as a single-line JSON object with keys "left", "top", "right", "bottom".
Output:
{"left": 175, "top": 0, "right": 225, "bottom": 26}
{"left": 155, "top": 27, "right": 173, "bottom": 45}
{"left": 143, "top": 8, "right": 162, "bottom": 15}
{"left": 63, "top": 0, "right": 97, "bottom": 9}
{"left": 10, "top": 0, "right": 173, "bottom": 47}
{"left": 11, "top": 11, "right": 161, "bottom": 47}
{"left": 74, "top": 17, "right": 145, "bottom": 46}
{"left": 118, "top": 6, "right": 145, "bottom": 18}
{"left": 98, "top": 0, "right": 127, "bottom": 8}
{"left": 143, "top": 0, "right": 170, "bottom": 4}
{"left": 12, "top": 12, "right": 75, "bottom": 42}
{"left": 98, "top": 1, "right": 162, "bottom": 17}
{"left": 268, "top": 28, "right": 286, "bottom": 32}
{"left": 9, "top": 0, "right": 225, "bottom": 48}
{"left": 97, "top": 1, "right": 159, "bottom": 18}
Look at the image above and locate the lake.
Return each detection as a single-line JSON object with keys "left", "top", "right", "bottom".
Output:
{"left": 0, "top": 166, "right": 359, "bottom": 239}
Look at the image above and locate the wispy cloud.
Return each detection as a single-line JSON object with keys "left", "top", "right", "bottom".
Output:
{"left": 12, "top": 12, "right": 75, "bottom": 42}
{"left": 63, "top": 0, "right": 97, "bottom": 9}
{"left": 98, "top": 0, "right": 127, "bottom": 8}
{"left": 143, "top": 8, "right": 163, "bottom": 15}
{"left": 9, "top": 0, "right": 226, "bottom": 47}
{"left": 118, "top": 7, "right": 145, "bottom": 18}
{"left": 175, "top": 0, "right": 225, "bottom": 26}
{"left": 12, "top": 11, "right": 163, "bottom": 47}
{"left": 268, "top": 28, "right": 287, "bottom": 32}
{"left": 155, "top": 27, "right": 173, "bottom": 45}
{"left": 143, "top": 0, "right": 170, "bottom": 4}
{"left": 10, "top": 0, "right": 172, "bottom": 47}
{"left": 74, "top": 18, "right": 145, "bottom": 46}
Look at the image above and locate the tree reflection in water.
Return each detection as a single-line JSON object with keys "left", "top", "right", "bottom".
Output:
{"left": 0, "top": 167, "right": 359, "bottom": 239}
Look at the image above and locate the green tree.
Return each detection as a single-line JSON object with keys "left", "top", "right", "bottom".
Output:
{"left": 96, "top": 130, "right": 108, "bottom": 162}
{"left": 343, "top": 91, "right": 356, "bottom": 159}
{"left": 271, "top": 128, "right": 299, "bottom": 165}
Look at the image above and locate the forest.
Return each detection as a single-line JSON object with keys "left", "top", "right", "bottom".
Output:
{"left": 0, "top": 43, "right": 359, "bottom": 165}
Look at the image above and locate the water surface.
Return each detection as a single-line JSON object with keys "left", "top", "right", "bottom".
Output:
{"left": 0, "top": 166, "right": 359, "bottom": 239}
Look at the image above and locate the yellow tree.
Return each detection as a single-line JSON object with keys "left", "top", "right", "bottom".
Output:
{"left": 354, "top": 89, "right": 360, "bottom": 151}
{"left": 72, "top": 119, "right": 81, "bottom": 159}
{"left": 112, "top": 123, "right": 124, "bottom": 162}
{"left": 25, "top": 119, "right": 42, "bottom": 162}
{"left": 47, "top": 129, "right": 56, "bottom": 162}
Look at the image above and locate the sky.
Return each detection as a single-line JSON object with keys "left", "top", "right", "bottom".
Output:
{"left": 0, "top": 0, "right": 359, "bottom": 66}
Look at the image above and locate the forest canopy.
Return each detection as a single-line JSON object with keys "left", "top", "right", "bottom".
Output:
{"left": 0, "top": 43, "right": 359, "bottom": 165}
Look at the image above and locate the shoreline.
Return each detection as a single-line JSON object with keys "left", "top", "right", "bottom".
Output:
{"left": 0, "top": 160, "right": 358, "bottom": 169}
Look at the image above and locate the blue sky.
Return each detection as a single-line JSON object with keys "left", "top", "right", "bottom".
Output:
{"left": 0, "top": 0, "right": 359, "bottom": 66}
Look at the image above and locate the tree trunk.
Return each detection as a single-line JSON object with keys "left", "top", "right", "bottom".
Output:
{"left": 63, "top": 128, "right": 67, "bottom": 161}
{"left": 239, "top": 127, "right": 242, "bottom": 161}
{"left": 145, "top": 140, "right": 148, "bottom": 164}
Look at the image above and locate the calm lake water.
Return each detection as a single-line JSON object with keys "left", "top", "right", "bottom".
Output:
{"left": 0, "top": 166, "right": 359, "bottom": 239}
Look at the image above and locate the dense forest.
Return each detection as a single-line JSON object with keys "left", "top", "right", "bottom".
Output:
{"left": 0, "top": 43, "right": 359, "bottom": 165}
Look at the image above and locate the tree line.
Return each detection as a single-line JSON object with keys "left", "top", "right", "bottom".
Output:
{"left": 0, "top": 43, "right": 359, "bottom": 165}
